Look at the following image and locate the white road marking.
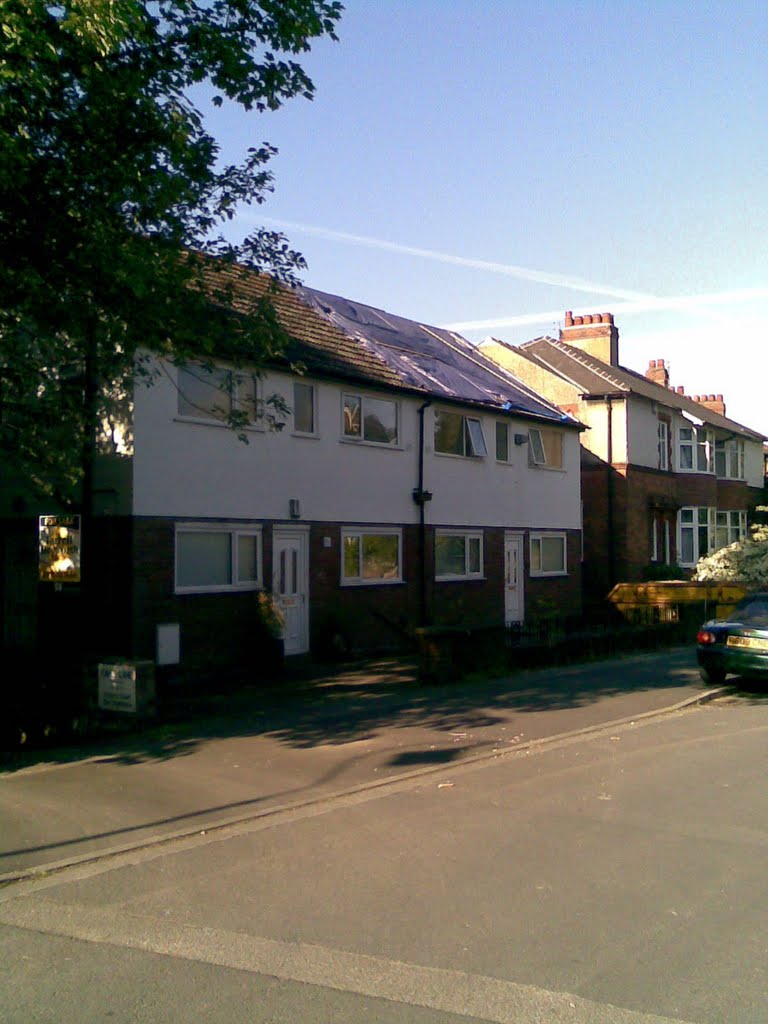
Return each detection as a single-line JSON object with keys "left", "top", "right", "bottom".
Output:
{"left": 0, "top": 895, "right": 695, "bottom": 1024}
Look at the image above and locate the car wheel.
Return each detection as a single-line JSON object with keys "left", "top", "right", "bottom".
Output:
{"left": 699, "top": 665, "right": 726, "bottom": 686}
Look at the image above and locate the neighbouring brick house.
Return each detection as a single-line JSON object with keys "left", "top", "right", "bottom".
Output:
{"left": 480, "top": 313, "right": 766, "bottom": 602}
{"left": 2, "top": 267, "right": 584, "bottom": 685}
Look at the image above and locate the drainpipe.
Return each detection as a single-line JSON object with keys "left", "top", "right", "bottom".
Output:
{"left": 412, "top": 398, "right": 433, "bottom": 626}
{"left": 606, "top": 396, "right": 616, "bottom": 587}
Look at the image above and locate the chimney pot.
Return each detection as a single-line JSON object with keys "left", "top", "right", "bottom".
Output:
{"left": 658, "top": 358, "right": 665, "bottom": 368}
{"left": 649, "top": 359, "right": 657, "bottom": 369}
{"left": 601, "top": 313, "right": 610, "bottom": 323}
{"left": 716, "top": 394, "right": 723, "bottom": 401}
{"left": 676, "top": 386, "right": 685, "bottom": 395}
{"left": 565, "top": 310, "right": 573, "bottom": 326}
{"left": 574, "top": 316, "right": 583, "bottom": 325}
{"left": 708, "top": 394, "right": 716, "bottom": 402}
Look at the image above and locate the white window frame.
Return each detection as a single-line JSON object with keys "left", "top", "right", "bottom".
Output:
{"left": 528, "top": 427, "right": 564, "bottom": 470}
{"left": 715, "top": 510, "right": 747, "bottom": 550}
{"left": 341, "top": 527, "right": 402, "bottom": 586}
{"left": 435, "top": 530, "right": 484, "bottom": 581}
{"left": 175, "top": 524, "right": 263, "bottom": 594}
{"left": 657, "top": 419, "right": 669, "bottom": 471}
{"left": 342, "top": 392, "right": 400, "bottom": 446}
{"left": 176, "top": 364, "right": 259, "bottom": 426}
{"left": 530, "top": 532, "right": 568, "bottom": 577}
{"left": 433, "top": 409, "right": 487, "bottom": 458}
{"left": 495, "top": 421, "right": 511, "bottom": 463}
{"left": 714, "top": 438, "right": 745, "bottom": 480}
{"left": 292, "top": 380, "right": 318, "bottom": 436}
{"left": 678, "top": 426, "right": 714, "bottom": 474}
{"left": 677, "top": 507, "right": 715, "bottom": 567}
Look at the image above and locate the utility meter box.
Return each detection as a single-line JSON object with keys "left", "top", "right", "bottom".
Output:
{"left": 97, "top": 659, "right": 156, "bottom": 717}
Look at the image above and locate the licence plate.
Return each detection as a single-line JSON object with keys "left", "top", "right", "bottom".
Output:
{"left": 726, "top": 635, "right": 768, "bottom": 651}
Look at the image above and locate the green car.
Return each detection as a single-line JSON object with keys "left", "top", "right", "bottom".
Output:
{"left": 696, "top": 593, "right": 768, "bottom": 685}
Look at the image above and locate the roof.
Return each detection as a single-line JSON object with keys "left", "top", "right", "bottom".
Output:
{"left": 512, "top": 336, "right": 766, "bottom": 441}
{"left": 201, "top": 262, "right": 577, "bottom": 427}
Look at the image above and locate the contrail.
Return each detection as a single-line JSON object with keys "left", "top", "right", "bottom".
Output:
{"left": 256, "top": 216, "right": 653, "bottom": 302}
{"left": 254, "top": 216, "right": 767, "bottom": 333}
{"left": 444, "top": 287, "right": 768, "bottom": 332}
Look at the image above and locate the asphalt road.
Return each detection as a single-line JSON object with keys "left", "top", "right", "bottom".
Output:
{"left": 2, "top": 695, "right": 767, "bottom": 1023}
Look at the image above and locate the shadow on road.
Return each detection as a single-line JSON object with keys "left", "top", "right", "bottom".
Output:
{"left": 2, "top": 648, "right": 704, "bottom": 774}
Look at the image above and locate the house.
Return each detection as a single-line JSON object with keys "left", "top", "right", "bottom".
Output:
{"left": 480, "top": 313, "right": 766, "bottom": 601}
{"left": 3, "top": 269, "right": 584, "bottom": 685}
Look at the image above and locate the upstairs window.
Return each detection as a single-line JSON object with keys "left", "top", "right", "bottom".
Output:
{"left": 177, "top": 365, "right": 257, "bottom": 424}
{"left": 293, "top": 381, "right": 316, "bottom": 435}
{"left": 657, "top": 419, "right": 670, "bottom": 471}
{"left": 434, "top": 410, "right": 487, "bottom": 457}
{"left": 678, "top": 426, "right": 714, "bottom": 473}
{"left": 715, "top": 438, "right": 745, "bottom": 480}
{"left": 343, "top": 393, "right": 398, "bottom": 445}
{"left": 435, "top": 531, "right": 483, "bottom": 580}
{"left": 495, "top": 422, "right": 511, "bottom": 462}
{"left": 529, "top": 428, "right": 563, "bottom": 469}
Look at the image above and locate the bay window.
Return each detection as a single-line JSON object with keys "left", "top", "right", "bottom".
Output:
{"left": 715, "top": 510, "right": 747, "bottom": 549}
{"left": 678, "top": 426, "right": 714, "bottom": 473}
{"left": 678, "top": 507, "right": 714, "bottom": 566}
{"left": 715, "top": 438, "right": 745, "bottom": 480}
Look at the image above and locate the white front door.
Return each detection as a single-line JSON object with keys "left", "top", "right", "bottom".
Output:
{"left": 504, "top": 533, "right": 524, "bottom": 624}
{"left": 272, "top": 528, "right": 309, "bottom": 655}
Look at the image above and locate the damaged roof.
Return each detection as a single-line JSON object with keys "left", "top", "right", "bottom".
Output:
{"left": 516, "top": 336, "right": 765, "bottom": 441}
{"left": 203, "top": 261, "right": 577, "bottom": 427}
{"left": 297, "top": 285, "right": 576, "bottom": 425}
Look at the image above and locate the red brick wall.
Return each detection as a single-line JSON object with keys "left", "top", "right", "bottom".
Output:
{"left": 128, "top": 519, "right": 583, "bottom": 681}
{"left": 581, "top": 461, "right": 763, "bottom": 598}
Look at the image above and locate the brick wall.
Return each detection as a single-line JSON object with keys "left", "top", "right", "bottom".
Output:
{"left": 127, "top": 519, "right": 583, "bottom": 683}
{"left": 524, "top": 528, "right": 583, "bottom": 619}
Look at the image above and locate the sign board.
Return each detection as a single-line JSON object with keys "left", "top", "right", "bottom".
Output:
{"left": 39, "top": 515, "right": 81, "bottom": 582}
{"left": 98, "top": 663, "right": 137, "bottom": 713}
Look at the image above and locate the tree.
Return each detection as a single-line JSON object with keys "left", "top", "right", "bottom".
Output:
{"left": 0, "top": 0, "right": 343, "bottom": 504}
{"left": 693, "top": 514, "right": 768, "bottom": 590}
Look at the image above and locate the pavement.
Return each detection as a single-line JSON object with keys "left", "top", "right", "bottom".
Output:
{"left": 0, "top": 646, "right": 725, "bottom": 886}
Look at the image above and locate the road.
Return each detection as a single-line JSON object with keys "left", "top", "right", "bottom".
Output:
{"left": 2, "top": 695, "right": 767, "bottom": 1023}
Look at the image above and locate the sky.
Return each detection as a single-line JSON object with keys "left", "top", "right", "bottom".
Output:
{"left": 209, "top": 0, "right": 768, "bottom": 436}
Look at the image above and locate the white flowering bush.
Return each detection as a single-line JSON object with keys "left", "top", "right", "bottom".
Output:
{"left": 693, "top": 521, "right": 768, "bottom": 589}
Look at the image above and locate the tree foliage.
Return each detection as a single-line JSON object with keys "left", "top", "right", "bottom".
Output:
{"left": 693, "top": 514, "right": 768, "bottom": 589}
{"left": 0, "top": 0, "right": 342, "bottom": 502}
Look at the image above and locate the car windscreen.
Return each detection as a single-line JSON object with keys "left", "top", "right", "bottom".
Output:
{"left": 730, "top": 598, "right": 768, "bottom": 626}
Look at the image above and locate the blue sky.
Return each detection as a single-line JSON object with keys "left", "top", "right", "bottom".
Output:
{"left": 212, "top": 1, "right": 768, "bottom": 436}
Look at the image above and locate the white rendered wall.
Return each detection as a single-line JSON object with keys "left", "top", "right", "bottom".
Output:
{"left": 578, "top": 399, "right": 628, "bottom": 464}
{"left": 744, "top": 438, "right": 765, "bottom": 488}
{"left": 132, "top": 360, "right": 582, "bottom": 531}
{"left": 626, "top": 398, "right": 662, "bottom": 468}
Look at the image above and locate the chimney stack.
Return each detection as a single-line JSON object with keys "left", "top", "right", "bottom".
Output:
{"left": 560, "top": 311, "right": 619, "bottom": 366}
{"left": 645, "top": 358, "right": 669, "bottom": 388}
{"left": 696, "top": 393, "right": 726, "bottom": 416}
